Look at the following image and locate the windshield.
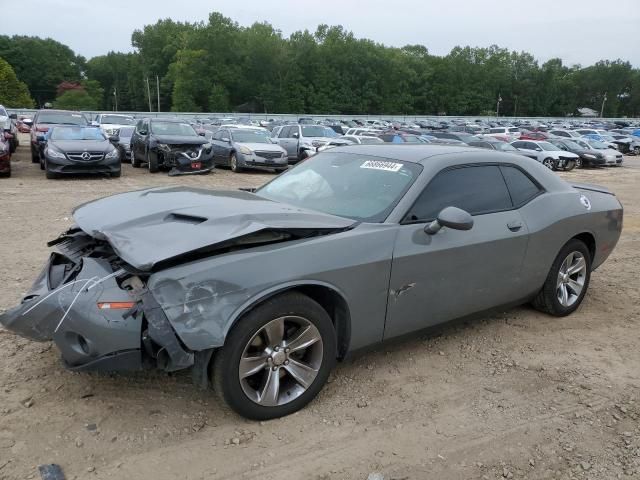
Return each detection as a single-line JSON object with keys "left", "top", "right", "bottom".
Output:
{"left": 588, "top": 139, "right": 608, "bottom": 149}
{"left": 101, "top": 115, "right": 134, "bottom": 125}
{"left": 538, "top": 142, "right": 558, "bottom": 151}
{"left": 231, "top": 130, "right": 270, "bottom": 143}
{"left": 560, "top": 140, "right": 581, "bottom": 150}
{"left": 118, "top": 126, "right": 135, "bottom": 138}
{"left": 37, "top": 112, "right": 87, "bottom": 125}
{"left": 50, "top": 126, "right": 105, "bottom": 141}
{"left": 151, "top": 122, "right": 197, "bottom": 136}
{"left": 494, "top": 142, "right": 517, "bottom": 152}
{"left": 301, "top": 126, "right": 337, "bottom": 137}
{"left": 256, "top": 152, "right": 422, "bottom": 222}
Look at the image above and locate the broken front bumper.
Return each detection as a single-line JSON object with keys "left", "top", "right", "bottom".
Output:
{"left": 0, "top": 254, "right": 143, "bottom": 371}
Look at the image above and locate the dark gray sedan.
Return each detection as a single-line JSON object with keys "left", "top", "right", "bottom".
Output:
{"left": 211, "top": 127, "right": 288, "bottom": 173}
{"left": 0, "top": 145, "right": 623, "bottom": 419}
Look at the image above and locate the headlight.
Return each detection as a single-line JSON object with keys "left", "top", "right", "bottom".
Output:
{"left": 105, "top": 149, "right": 119, "bottom": 159}
{"left": 311, "top": 140, "right": 322, "bottom": 147}
{"left": 46, "top": 148, "right": 66, "bottom": 159}
{"left": 239, "top": 145, "right": 252, "bottom": 155}
{"left": 583, "top": 154, "right": 596, "bottom": 159}
{"left": 157, "top": 143, "right": 171, "bottom": 152}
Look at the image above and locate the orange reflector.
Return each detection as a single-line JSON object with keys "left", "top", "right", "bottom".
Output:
{"left": 97, "top": 302, "right": 136, "bottom": 310}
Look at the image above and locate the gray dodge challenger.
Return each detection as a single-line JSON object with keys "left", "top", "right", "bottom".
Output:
{"left": 0, "top": 145, "right": 623, "bottom": 419}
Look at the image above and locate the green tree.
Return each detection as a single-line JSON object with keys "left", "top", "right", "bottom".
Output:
{"left": 0, "top": 57, "right": 35, "bottom": 107}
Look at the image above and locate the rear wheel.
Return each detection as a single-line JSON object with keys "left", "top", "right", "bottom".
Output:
{"left": 212, "top": 292, "right": 336, "bottom": 420}
{"left": 31, "top": 145, "right": 39, "bottom": 163}
{"left": 575, "top": 157, "right": 583, "bottom": 168}
{"left": 634, "top": 146, "right": 640, "bottom": 156}
{"left": 532, "top": 239, "right": 591, "bottom": 316}
{"left": 131, "top": 148, "right": 141, "bottom": 168}
{"left": 564, "top": 160, "right": 576, "bottom": 172}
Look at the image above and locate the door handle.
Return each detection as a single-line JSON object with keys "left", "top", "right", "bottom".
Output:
{"left": 507, "top": 220, "right": 523, "bottom": 232}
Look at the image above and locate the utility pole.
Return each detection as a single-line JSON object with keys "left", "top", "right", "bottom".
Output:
{"left": 513, "top": 95, "right": 518, "bottom": 117}
{"left": 145, "top": 77, "right": 152, "bottom": 112}
{"left": 156, "top": 75, "right": 161, "bottom": 112}
{"left": 496, "top": 94, "right": 502, "bottom": 118}
{"left": 113, "top": 87, "right": 118, "bottom": 111}
{"left": 600, "top": 91, "right": 607, "bottom": 118}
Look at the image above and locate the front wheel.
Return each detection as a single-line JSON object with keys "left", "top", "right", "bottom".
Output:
{"left": 131, "top": 148, "right": 141, "bottom": 168}
{"left": 230, "top": 153, "right": 242, "bottom": 173}
{"left": 634, "top": 146, "right": 640, "bottom": 156}
{"left": 532, "top": 239, "right": 591, "bottom": 316}
{"left": 575, "top": 157, "right": 583, "bottom": 168}
{"left": 542, "top": 157, "right": 555, "bottom": 170}
{"left": 146, "top": 149, "right": 158, "bottom": 173}
{"left": 212, "top": 292, "right": 336, "bottom": 420}
{"left": 564, "top": 160, "right": 576, "bottom": 172}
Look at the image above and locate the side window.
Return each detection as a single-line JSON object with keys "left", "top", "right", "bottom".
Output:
{"left": 512, "top": 141, "right": 523, "bottom": 148}
{"left": 279, "top": 126, "right": 292, "bottom": 138}
{"left": 212, "top": 130, "right": 223, "bottom": 141}
{"left": 499, "top": 166, "right": 543, "bottom": 207}
{"left": 405, "top": 165, "right": 512, "bottom": 222}
{"left": 136, "top": 120, "right": 145, "bottom": 132}
{"left": 270, "top": 127, "right": 280, "bottom": 138}
{"left": 524, "top": 142, "right": 537, "bottom": 150}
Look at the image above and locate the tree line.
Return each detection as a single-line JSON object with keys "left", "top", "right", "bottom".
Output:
{"left": 0, "top": 12, "right": 639, "bottom": 117}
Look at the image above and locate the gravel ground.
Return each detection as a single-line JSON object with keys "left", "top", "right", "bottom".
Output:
{"left": 0, "top": 134, "right": 639, "bottom": 480}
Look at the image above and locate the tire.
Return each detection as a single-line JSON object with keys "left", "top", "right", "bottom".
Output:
{"left": 230, "top": 153, "right": 242, "bottom": 173}
{"left": 274, "top": 167, "right": 287, "bottom": 174}
{"left": 39, "top": 154, "right": 45, "bottom": 170}
{"left": 31, "top": 145, "right": 39, "bottom": 163}
{"left": 146, "top": 149, "right": 158, "bottom": 173}
{"left": 131, "top": 148, "right": 141, "bottom": 168}
{"left": 575, "top": 157, "right": 583, "bottom": 168}
{"left": 532, "top": 239, "right": 591, "bottom": 317}
{"left": 212, "top": 292, "right": 336, "bottom": 420}
{"left": 111, "top": 168, "right": 122, "bottom": 178}
{"left": 9, "top": 138, "right": 17, "bottom": 154}
{"left": 45, "top": 160, "right": 58, "bottom": 179}
{"left": 542, "top": 157, "right": 555, "bottom": 170}
{"left": 564, "top": 160, "right": 576, "bottom": 172}
{"left": 634, "top": 146, "right": 640, "bottom": 156}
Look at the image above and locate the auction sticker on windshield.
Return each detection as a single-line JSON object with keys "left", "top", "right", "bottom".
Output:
{"left": 360, "top": 160, "right": 403, "bottom": 172}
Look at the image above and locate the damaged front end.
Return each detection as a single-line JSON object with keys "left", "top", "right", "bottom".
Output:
{"left": 0, "top": 228, "right": 193, "bottom": 373}
{"left": 154, "top": 143, "right": 214, "bottom": 176}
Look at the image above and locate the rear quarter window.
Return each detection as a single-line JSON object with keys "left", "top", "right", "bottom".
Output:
{"left": 499, "top": 166, "right": 543, "bottom": 206}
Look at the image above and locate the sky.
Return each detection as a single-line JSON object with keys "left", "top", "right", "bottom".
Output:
{"left": 4, "top": 0, "right": 640, "bottom": 67}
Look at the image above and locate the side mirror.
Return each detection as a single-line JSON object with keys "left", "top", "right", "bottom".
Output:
{"left": 424, "top": 207, "right": 474, "bottom": 235}
{"left": 221, "top": 137, "right": 230, "bottom": 143}
{"left": 109, "top": 135, "right": 120, "bottom": 143}
{"left": 198, "top": 131, "right": 206, "bottom": 136}
{"left": 292, "top": 132, "right": 300, "bottom": 138}
{"left": 9, "top": 113, "right": 17, "bottom": 120}
{"left": 535, "top": 147, "right": 542, "bottom": 151}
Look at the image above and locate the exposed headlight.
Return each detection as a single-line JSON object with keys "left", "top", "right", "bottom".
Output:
{"left": 239, "top": 145, "right": 252, "bottom": 155}
{"left": 157, "top": 143, "right": 171, "bottom": 152}
{"left": 46, "top": 148, "right": 66, "bottom": 159}
{"left": 311, "top": 140, "right": 322, "bottom": 147}
{"left": 105, "top": 149, "right": 119, "bottom": 159}
{"left": 583, "top": 154, "right": 596, "bottom": 159}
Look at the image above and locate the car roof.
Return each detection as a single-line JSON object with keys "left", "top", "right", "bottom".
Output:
{"left": 327, "top": 144, "right": 483, "bottom": 164}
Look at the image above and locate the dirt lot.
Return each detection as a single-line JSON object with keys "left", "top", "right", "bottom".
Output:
{"left": 0, "top": 134, "right": 639, "bottom": 480}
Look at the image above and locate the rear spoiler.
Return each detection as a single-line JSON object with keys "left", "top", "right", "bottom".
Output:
{"left": 571, "top": 182, "right": 613, "bottom": 196}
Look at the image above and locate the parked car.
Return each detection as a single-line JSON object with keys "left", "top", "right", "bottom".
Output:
{"left": 0, "top": 133, "right": 11, "bottom": 177}
{"left": 467, "top": 139, "right": 543, "bottom": 160}
{"left": 428, "top": 131, "right": 479, "bottom": 145}
{"left": 519, "top": 131, "right": 549, "bottom": 141}
{"left": 581, "top": 139, "right": 623, "bottom": 166}
{"left": 17, "top": 117, "right": 32, "bottom": 133}
{"left": 343, "top": 127, "right": 383, "bottom": 137}
{"left": 30, "top": 110, "right": 88, "bottom": 163}
{"left": 547, "top": 138, "right": 606, "bottom": 168}
{"left": 487, "top": 126, "right": 521, "bottom": 140}
{"left": 581, "top": 133, "right": 619, "bottom": 151}
{"left": 211, "top": 127, "right": 288, "bottom": 173}
{"left": 0, "top": 105, "right": 18, "bottom": 153}
{"left": 92, "top": 114, "right": 136, "bottom": 137}
{"left": 378, "top": 132, "right": 424, "bottom": 143}
{"left": 41, "top": 125, "right": 121, "bottom": 179}
{"left": 341, "top": 135, "right": 384, "bottom": 145}
{"left": 510, "top": 140, "right": 579, "bottom": 170}
{"left": 130, "top": 118, "right": 214, "bottom": 175}
{"left": 272, "top": 124, "right": 338, "bottom": 163}
{"left": 0, "top": 145, "right": 622, "bottom": 420}
{"left": 116, "top": 126, "right": 135, "bottom": 162}
{"left": 548, "top": 129, "right": 582, "bottom": 139}
{"left": 608, "top": 134, "right": 640, "bottom": 155}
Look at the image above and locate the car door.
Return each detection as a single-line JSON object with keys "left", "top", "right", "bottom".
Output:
{"left": 384, "top": 164, "right": 530, "bottom": 339}
{"left": 277, "top": 126, "right": 298, "bottom": 159}
{"left": 133, "top": 120, "right": 149, "bottom": 159}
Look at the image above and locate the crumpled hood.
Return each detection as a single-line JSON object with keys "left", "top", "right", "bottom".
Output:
{"left": 72, "top": 187, "right": 355, "bottom": 271}
{"left": 152, "top": 134, "right": 208, "bottom": 146}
